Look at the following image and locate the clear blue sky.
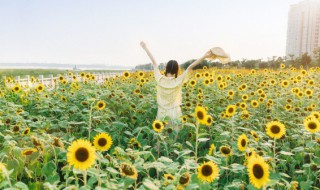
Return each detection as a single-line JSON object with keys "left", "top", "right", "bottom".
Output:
{"left": 0, "top": 0, "right": 299, "bottom": 67}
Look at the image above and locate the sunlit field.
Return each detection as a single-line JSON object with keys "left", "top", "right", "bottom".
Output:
{"left": 0, "top": 66, "right": 319, "bottom": 190}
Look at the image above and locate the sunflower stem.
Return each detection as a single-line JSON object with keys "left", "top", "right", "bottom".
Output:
{"left": 157, "top": 134, "right": 160, "bottom": 158}
{"left": 88, "top": 101, "right": 94, "bottom": 140}
{"left": 83, "top": 170, "right": 87, "bottom": 187}
{"left": 273, "top": 138, "right": 276, "bottom": 166}
{"left": 195, "top": 121, "right": 199, "bottom": 162}
{"left": 98, "top": 154, "right": 102, "bottom": 187}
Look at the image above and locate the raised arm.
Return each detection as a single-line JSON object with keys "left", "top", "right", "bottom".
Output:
{"left": 140, "top": 41, "right": 158, "bottom": 68}
{"left": 185, "top": 50, "right": 213, "bottom": 73}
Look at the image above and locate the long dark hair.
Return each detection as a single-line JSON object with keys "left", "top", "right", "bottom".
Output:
{"left": 165, "top": 60, "right": 180, "bottom": 78}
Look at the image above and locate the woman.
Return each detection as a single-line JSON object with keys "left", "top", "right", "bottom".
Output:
{"left": 140, "top": 41, "right": 229, "bottom": 132}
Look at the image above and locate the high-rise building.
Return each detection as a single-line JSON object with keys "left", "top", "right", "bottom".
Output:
{"left": 286, "top": 0, "right": 320, "bottom": 59}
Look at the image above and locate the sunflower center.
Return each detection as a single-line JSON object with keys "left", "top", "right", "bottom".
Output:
{"left": 155, "top": 123, "right": 161, "bottom": 129}
{"left": 221, "top": 147, "right": 230, "bottom": 154}
{"left": 253, "top": 164, "right": 264, "bottom": 179}
{"left": 98, "top": 103, "right": 104, "bottom": 108}
{"left": 122, "top": 165, "right": 135, "bottom": 176}
{"left": 15, "top": 87, "right": 19, "bottom": 91}
{"left": 24, "top": 129, "right": 29, "bottom": 134}
{"left": 39, "top": 86, "right": 43, "bottom": 90}
{"left": 197, "top": 111, "right": 204, "bottom": 120}
{"left": 241, "top": 139, "right": 246, "bottom": 147}
{"left": 270, "top": 125, "right": 280, "bottom": 134}
{"left": 207, "top": 117, "right": 212, "bottom": 123}
{"left": 98, "top": 138, "right": 107, "bottom": 146}
{"left": 228, "top": 108, "right": 234, "bottom": 113}
{"left": 75, "top": 148, "right": 89, "bottom": 162}
{"left": 201, "top": 165, "right": 213, "bottom": 176}
{"left": 179, "top": 174, "right": 190, "bottom": 185}
{"left": 167, "top": 175, "right": 174, "bottom": 180}
{"left": 24, "top": 150, "right": 34, "bottom": 155}
{"left": 308, "top": 122, "right": 316, "bottom": 129}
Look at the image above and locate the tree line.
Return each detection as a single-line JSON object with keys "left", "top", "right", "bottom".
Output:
{"left": 135, "top": 47, "right": 320, "bottom": 70}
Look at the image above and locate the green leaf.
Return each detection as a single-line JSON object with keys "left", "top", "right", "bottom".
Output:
{"left": 280, "top": 172, "right": 291, "bottom": 178}
{"left": 42, "top": 162, "right": 56, "bottom": 178}
{"left": 300, "top": 181, "right": 312, "bottom": 190}
{"left": 279, "top": 151, "right": 294, "bottom": 156}
{"left": 143, "top": 179, "right": 159, "bottom": 190}
{"left": 292, "top": 146, "right": 304, "bottom": 152}
{"left": 198, "top": 138, "right": 210, "bottom": 142}
{"left": 14, "top": 182, "right": 29, "bottom": 190}
{"left": 106, "top": 167, "right": 119, "bottom": 175}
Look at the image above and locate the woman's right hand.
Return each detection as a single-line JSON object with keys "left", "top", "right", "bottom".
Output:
{"left": 140, "top": 41, "right": 147, "bottom": 50}
{"left": 204, "top": 50, "right": 213, "bottom": 58}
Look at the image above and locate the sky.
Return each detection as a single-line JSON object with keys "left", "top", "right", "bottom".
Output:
{"left": 0, "top": 0, "right": 299, "bottom": 68}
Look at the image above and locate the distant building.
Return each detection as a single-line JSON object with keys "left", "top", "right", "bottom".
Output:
{"left": 286, "top": 0, "right": 320, "bottom": 59}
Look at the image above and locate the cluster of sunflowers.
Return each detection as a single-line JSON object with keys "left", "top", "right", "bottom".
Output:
{"left": 0, "top": 66, "right": 319, "bottom": 189}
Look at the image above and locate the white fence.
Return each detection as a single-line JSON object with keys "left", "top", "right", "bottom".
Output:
{"left": 3, "top": 72, "right": 123, "bottom": 90}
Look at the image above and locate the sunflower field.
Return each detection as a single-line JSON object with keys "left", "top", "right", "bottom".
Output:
{"left": 0, "top": 66, "right": 319, "bottom": 190}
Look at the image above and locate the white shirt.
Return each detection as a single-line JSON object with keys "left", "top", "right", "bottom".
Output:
{"left": 154, "top": 67, "right": 188, "bottom": 110}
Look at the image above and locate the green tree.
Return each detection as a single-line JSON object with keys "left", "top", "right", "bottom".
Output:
{"left": 312, "top": 47, "right": 320, "bottom": 66}
{"left": 301, "top": 53, "right": 312, "bottom": 69}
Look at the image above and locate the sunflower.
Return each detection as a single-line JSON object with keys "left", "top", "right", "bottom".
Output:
{"left": 164, "top": 173, "right": 175, "bottom": 180}
{"left": 242, "top": 94, "right": 249, "bottom": 101}
{"left": 96, "top": 100, "right": 106, "bottom": 110}
{"left": 228, "top": 90, "right": 234, "bottom": 97}
{"left": 266, "top": 121, "right": 286, "bottom": 139}
{"left": 197, "top": 161, "right": 219, "bottom": 183}
{"left": 225, "top": 105, "right": 236, "bottom": 117}
{"left": 247, "top": 155, "right": 270, "bottom": 189}
{"left": 22, "top": 148, "right": 38, "bottom": 156}
{"left": 205, "top": 115, "right": 213, "bottom": 126}
{"left": 122, "top": 71, "right": 130, "bottom": 78}
{"left": 245, "top": 148, "right": 256, "bottom": 160}
{"left": 53, "top": 137, "right": 65, "bottom": 149}
{"left": 220, "top": 146, "right": 232, "bottom": 156}
{"left": 119, "top": 163, "right": 138, "bottom": 180}
{"left": 128, "top": 137, "right": 141, "bottom": 149}
{"left": 138, "top": 71, "right": 145, "bottom": 78}
{"left": 12, "top": 84, "right": 22, "bottom": 93}
{"left": 12, "top": 125, "right": 20, "bottom": 132}
{"left": 189, "top": 80, "right": 197, "bottom": 87}
{"left": 152, "top": 120, "right": 164, "bottom": 132}
{"left": 285, "top": 104, "right": 292, "bottom": 111}
{"left": 250, "top": 100, "right": 259, "bottom": 108}
{"left": 304, "top": 117, "right": 320, "bottom": 133}
{"left": 36, "top": 84, "right": 45, "bottom": 92}
{"left": 250, "top": 130, "right": 259, "bottom": 141}
{"left": 281, "top": 80, "right": 289, "bottom": 88}
{"left": 93, "top": 133, "right": 113, "bottom": 151}
{"left": 208, "top": 144, "right": 215, "bottom": 155}
{"left": 239, "top": 102, "right": 247, "bottom": 110}
{"left": 203, "top": 79, "right": 210, "bottom": 86}
{"left": 237, "top": 134, "right": 248, "bottom": 152}
{"left": 181, "top": 116, "right": 187, "bottom": 123}
{"left": 310, "top": 111, "right": 320, "bottom": 121}
{"left": 22, "top": 128, "right": 30, "bottom": 135}
{"left": 67, "top": 139, "right": 96, "bottom": 170}
{"left": 179, "top": 173, "right": 190, "bottom": 186}
{"left": 195, "top": 106, "right": 207, "bottom": 124}
{"left": 305, "top": 89, "right": 313, "bottom": 97}
{"left": 280, "top": 63, "right": 285, "bottom": 69}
